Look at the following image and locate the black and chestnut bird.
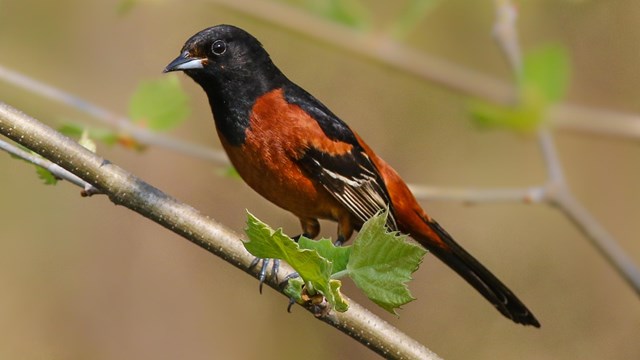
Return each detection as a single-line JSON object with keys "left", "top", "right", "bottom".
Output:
{"left": 164, "top": 24, "right": 540, "bottom": 327}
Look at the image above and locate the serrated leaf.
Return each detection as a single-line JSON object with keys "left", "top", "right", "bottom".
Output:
{"left": 244, "top": 212, "right": 335, "bottom": 305}
{"left": 129, "top": 75, "right": 189, "bottom": 131}
{"left": 347, "top": 211, "right": 426, "bottom": 314}
{"left": 298, "top": 237, "right": 351, "bottom": 275}
{"left": 521, "top": 44, "right": 570, "bottom": 104}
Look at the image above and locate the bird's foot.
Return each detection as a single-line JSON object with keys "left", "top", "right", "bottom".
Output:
{"left": 249, "top": 257, "right": 280, "bottom": 294}
{"left": 277, "top": 272, "right": 301, "bottom": 312}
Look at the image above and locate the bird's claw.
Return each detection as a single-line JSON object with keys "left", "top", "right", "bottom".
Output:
{"left": 249, "top": 257, "right": 280, "bottom": 293}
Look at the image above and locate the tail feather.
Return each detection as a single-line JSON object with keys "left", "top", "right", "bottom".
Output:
{"left": 421, "top": 220, "right": 540, "bottom": 327}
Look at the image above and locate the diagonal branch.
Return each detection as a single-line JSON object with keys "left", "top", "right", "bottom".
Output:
{"left": 0, "top": 101, "right": 441, "bottom": 360}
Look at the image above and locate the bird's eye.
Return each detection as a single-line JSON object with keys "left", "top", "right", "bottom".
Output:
{"left": 211, "top": 40, "right": 227, "bottom": 55}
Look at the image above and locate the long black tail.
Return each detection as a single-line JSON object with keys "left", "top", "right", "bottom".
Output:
{"left": 422, "top": 220, "right": 540, "bottom": 327}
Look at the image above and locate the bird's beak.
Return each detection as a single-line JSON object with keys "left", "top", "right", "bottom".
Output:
{"left": 163, "top": 52, "right": 205, "bottom": 73}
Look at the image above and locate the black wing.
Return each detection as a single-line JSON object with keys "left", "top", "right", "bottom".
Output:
{"left": 298, "top": 146, "right": 398, "bottom": 231}
{"left": 284, "top": 83, "right": 397, "bottom": 231}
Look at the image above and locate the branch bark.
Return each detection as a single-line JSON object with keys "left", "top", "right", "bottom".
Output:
{"left": 0, "top": 101, "right": 441, "bottom": 360}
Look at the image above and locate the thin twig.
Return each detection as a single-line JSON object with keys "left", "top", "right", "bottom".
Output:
{"left": 0, "top": 101, "right": 441, "bottom": 360}
{"left": 409, "top": 184, "right": 546, "bottom": 203}
{"left": 493, "top": 0, "right": 522, "bottom": 75}
{"left": 553, "top": 190, "right": 640, "bottom": 292}
{"left": 0, "top": 138, "right": 98, "bottom": 193}
{"left": 535, "top": 130, "right": 640, "bottom": 293}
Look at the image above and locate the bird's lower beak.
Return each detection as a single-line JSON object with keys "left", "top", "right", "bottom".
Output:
{"left": 163, "top": 52, "right": 205, "bottom": 73}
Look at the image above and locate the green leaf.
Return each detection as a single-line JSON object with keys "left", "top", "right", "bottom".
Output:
{"left": 330, "top": 279, "right": 349, "bottom": 312}
{"left": 347, "top": 211, "right": 426, "bottom": 314}
{"left": 216, "top": 165, "right": 241, "bottom": 179}
{"left": 468, "top": 98, "right": 544, "bottom": 132}
{"left": 469, "top": 44, "right": 570, "bottom": 132}
{"left": 288, "top": 0, "right": 370, "bottom": 29}
{"left": 284, "top": 277, "right": 304, "bottom": 304}
{"left": 244, "top": 212, "right": 335, "bottom": 305}
{"left": 79, "top": 129, "right": 97, "bottom": 153}
{"left": 389, "top": 0, "right": 442, "bottom": 40}
{"left": 35, "top": 165, "right": 58, "bottom": 185}
{"left": 520, "top": 44, "right": 570, "bottom": 104}
{"left": 298, "top": 237, "right": 351, "bottom": 275}
{"left": 58, "top": 123, "right": 120, "bottom": 146}
{"left": 116, "top": 0, "right": 137, "bottom": 15}
{"left": 129, "top": 75, "right": 189, "bottom": 131}
{"left": 7, "top": 146, "right": 58, "bottom": 185}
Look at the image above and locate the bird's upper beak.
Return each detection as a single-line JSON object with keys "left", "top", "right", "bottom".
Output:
{"left": 163, "top": 51, "right": 205, "bottom": 73}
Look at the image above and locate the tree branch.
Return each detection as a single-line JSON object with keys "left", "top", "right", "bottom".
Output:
{"left": 0, "top": 101, "right": 441, "bottom": 360}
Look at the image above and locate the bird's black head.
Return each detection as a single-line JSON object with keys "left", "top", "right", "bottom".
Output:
{"left": 164, "top": 25, "right": 288, "bottom": 145}
{"left": 164, "top": 24, "right": 284, "bottom": 93}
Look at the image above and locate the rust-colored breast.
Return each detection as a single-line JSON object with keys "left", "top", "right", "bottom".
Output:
{"left": 219, "top": 88, "right": 352, "bottom": 222}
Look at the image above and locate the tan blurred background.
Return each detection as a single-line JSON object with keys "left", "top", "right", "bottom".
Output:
{"left": 1, "top": 0, "right": 639, "bottom": 359}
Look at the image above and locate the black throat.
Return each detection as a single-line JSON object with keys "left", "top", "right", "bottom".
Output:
{"left": 186, "top": 63, "right": 286, "bottom": 146}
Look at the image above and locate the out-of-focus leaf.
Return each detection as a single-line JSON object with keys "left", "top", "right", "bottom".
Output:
{"left": 469, "top": 44, "right": 570, "bottom": 132}
{"left": 116, "top": 0, "right": 138, "bottom": 15}
{"left": 59, "top": 123, "right": 137, "bottom": 149}
{"left": 35, "top": 166, "right": 58, "bottom": 185}
{"left": 284, "top": 0, "right": 371, "bottom": 29}
{"left": 390, "top": 0, "right": 442, "bottom": 40}
{"left": 520, "top": 44, "right": 570, "bottom": 104}
{"left": 468, "top": 97, "right": 544, "bottom": 132}
{"left": 216, "top": 165, "right": 241, "bottom": 179}
{"left": 129, "top": 74, "right": 189, "bottom": 131}
{"left": 79, "top": 129, "right": 97, "bottom": 153}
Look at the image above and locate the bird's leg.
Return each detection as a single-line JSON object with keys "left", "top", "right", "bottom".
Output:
{"left": 295, "top": 217, "right": 320, "bottom": 241}
{"left": 335, "top": 217, "right": 354, "bottom": 246}
{"left": 249, "top": 257, "right": 278, "bottom": 294}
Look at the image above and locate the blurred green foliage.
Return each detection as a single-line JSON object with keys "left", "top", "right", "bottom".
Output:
{"left": 129, "top": 74, "right": 190, "bottom": 131}
{"left": 470, "top": 44, "right": 570, "bottom": 132}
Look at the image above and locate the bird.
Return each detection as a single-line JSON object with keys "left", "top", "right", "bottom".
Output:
{"left": 164, "top": 24, "right": 540, "bottom": 327}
